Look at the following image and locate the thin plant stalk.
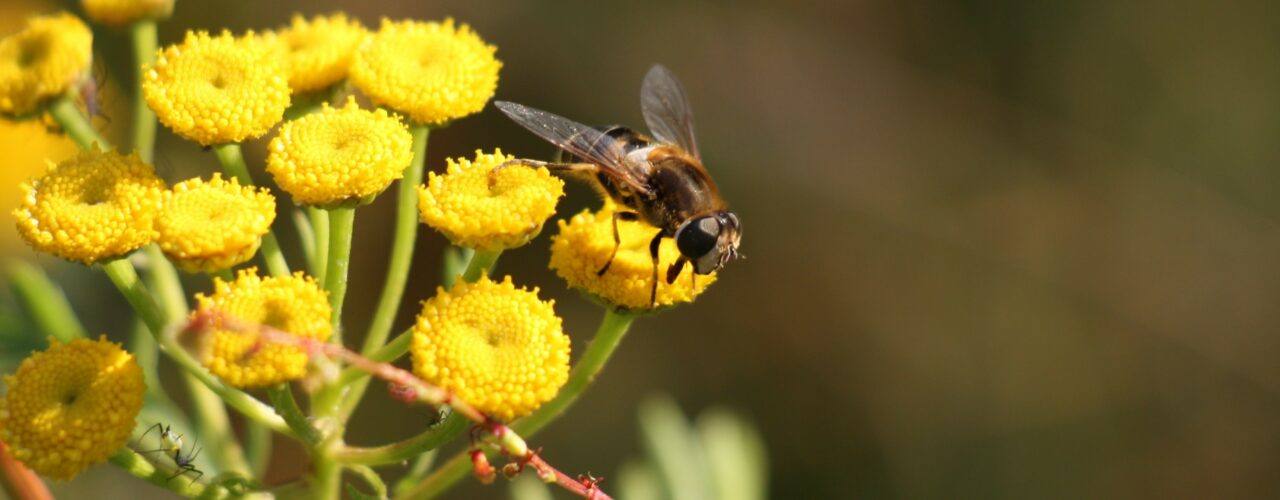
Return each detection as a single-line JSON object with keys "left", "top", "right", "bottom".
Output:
{"left": 47, "top": 93, "right": 109, "bottom": 150}
{"left": 100, "top": 259, "right": 292, "bottom": 436}
{"left": 128, "top": 19, "right": 158, "bottom": 163}
{"left": 323, "top": 206, "right": 356, "bottom": 339}
{"left": 4, "top": 260, "right": 86, "bottom": 342}
{"left": 339, "top": 124, "right": 429, "bottom": 421}
{"left": 400, "top": 308, "right": 637, "bottom": 498}
{"left": 211, "top": 143, "right": 290, "bottom": 278}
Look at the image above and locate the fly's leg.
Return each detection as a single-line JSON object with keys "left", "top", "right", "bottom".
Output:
{"left": 648, "top": 232, "right": 663, "bottom": 307}
{"left": 494, "top": 158, "right": 599, "bottom": 174}
{"left": 598, "top": 211, "right": 639, "bottom": 276}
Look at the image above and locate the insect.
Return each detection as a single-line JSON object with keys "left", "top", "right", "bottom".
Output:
{"left": 495, "top": 65, "right": 741, "bottom": 306}
{"left": 138, "top": 422, "right": 184, "bottom": 456}
{"left": 138, "top": 423, "right": 203, "bottom": 483}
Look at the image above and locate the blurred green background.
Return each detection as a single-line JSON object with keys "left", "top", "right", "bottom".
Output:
{"left": 4, "top": 0, "right": 1280, "bottom": 498}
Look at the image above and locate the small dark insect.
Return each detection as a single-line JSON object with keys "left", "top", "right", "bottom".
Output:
{"left": 138, "top": 422, "right": 184, "bottom": 456}
{"left": 164, "top": 435, "right": 204, "bottom": 484}
{"left": 495, "top": 65, "right": 742, "bottom": 306}
{"left": 138, "top": 423, "right": 203, "bottom": 484}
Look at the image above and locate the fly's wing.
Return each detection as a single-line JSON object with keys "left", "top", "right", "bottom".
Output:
{"left": 495, "top": 101, "right": 653, "bottom": 195}
{"left": 641, "top": 65, "right": 700, "bottom": 159}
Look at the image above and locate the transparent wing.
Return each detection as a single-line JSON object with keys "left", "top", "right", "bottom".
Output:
{"left": 495, "top": 101, "right": 652, "bottom": 194}
{"left": 641, "top": 65, "right": 700, "bottom": 158}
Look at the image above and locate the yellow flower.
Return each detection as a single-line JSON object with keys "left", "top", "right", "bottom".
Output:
{"left": 267, "top": 96, "right": 412, "bottom": 206}
{"left": 0, "top": 336, "right": 145, "bottom": 480}
{"left": 0, "top": 13, "right": 92, "bottom": 117}
{"left": 418, "top": 149, "right": 563, "bottom": 252}
{"left": 80, "top": 0, "right": 173, "bottom": 27}
{"left": 0, "top": 120, "right": 76, "bottom": 257}
{"left": 13, "top": 148, "right": 167, "bottom": 265}
{"left": 155, "top": 174, "right": 276, "bottom": 273}
{"left": 350, "top": 18, "right": 500, "bottom": 125}
{"left": 194, "top": 269, "right": 331, "bottom": 389}
{"left": 549, "top": 205, "right": 717, "bottom": 310}
{"left": 143, "top": 30, "right": 290, "bottom": 146}
{"left": 411, "top": 276, "right": 570, "bottom": 421}
{"left": 270, "top": 13, "right": 367, "bottom": 94}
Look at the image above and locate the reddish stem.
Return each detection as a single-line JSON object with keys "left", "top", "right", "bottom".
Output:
{"left": 0, "top": 440, "right": 52, "bottom": 500}
{"left": 184, "top": 310, "right": 613, "bottom": 500}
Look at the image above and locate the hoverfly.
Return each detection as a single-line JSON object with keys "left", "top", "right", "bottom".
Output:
{"left": 495, "top": 65, "right": 741, "bottom": 306}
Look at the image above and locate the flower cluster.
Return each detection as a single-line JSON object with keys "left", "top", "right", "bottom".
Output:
{"left": 267, "top": 97, "right": 412, "bottom": 206}
{"left": 13, "top": 148, "right": 167, "bottom": 264}
{"left": 550, "top": 204, "right": 717, "bottom": 310}
{"left": 351, "top": 18, "right": 501, "bottom": 125}
{"left": 143, "top": 30, "right": 290, "bottom": 146}
{"left": 0, "top": 13, "right": 93, "bottom": 117}
{"left": 418, "top": 149, "right": 564, "bottom": 251}
{"left": 155, "top": 174, "right": 277, "bottom": 273}
{"left": 411, "top": 276, "right": 570, "bottom": 421}
{"left": 194, "top": 269, "right": 332, "bottom": 389}
{"left": 0, "top": 337, "right": 145, "bottom": 480}
{"left": 269, "top": 13, "right": 367, "bottom": 94}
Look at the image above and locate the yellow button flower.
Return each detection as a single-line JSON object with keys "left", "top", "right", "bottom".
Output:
{"left": 80, "top": 0, "right": 173, "bottom": 27}
{"left": 143, "top": 30, "right": 290, "bottom": 146}
{"left": 194, "top": 269, "right": 332, "bottom": 389}
{"left": 270, "top": 13, "right": 367, "bottom": 94}
{"left": 155, "top": 174, "right": 276, "bottom": 273}
{"left": 418, "top": 149, "right": 564, "bottom": 252}
{"left": 13, "top": 148, "right": 167, "bottom": 265}
{"left": 0, "top": 336, "right": 145, "bottom": 480}
{"left": 350, "top": 18, "right": 500, "bottom": 125}
{"left": 550, "top": 205, "right": 717, "bottom": 310}
{"left": 411, "top": 276, "right": 570, "bottom": 421}
{"left": 267, "top": 97, "right": 412, "bottom": 206}
{"left": 0, "top": 12, "right": 92, "bottom": 117}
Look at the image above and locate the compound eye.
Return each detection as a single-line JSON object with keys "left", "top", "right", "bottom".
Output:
{"left": 677, "top": 217, "right": 720, "bottom": 258}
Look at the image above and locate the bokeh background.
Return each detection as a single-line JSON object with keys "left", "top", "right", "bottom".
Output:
{"left": 3, "top": 0, "right": 1280, "bottom": 498}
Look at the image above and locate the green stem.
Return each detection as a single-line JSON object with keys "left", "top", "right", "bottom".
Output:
{"left": 346, "top": 464, "right": 389, "bottom": 498}
{"left": 267, "top": 385, "right": 323, "bottom": 446}
{"left": 312, "top": 451, "right": 342, "bottom": 500}
{"left": 293, "top": 209, "right": 316, "bottom": 274}
{"left": 459, "top": 248, "right": 500, "bottom": 283}
{"left": 245, "top": 419, "right": 272, "bottom": 478}
{"left": 337, "top": 123, "right": 425, "bottom": 418}
{"left": 324, "top": 206, "right": 356, "bottom": 340}
{"left": 101, "top": 259, "right": 292, "bottom": 436}
{"left": 359, "top": 125, "right": 428, "bottom": 356}
{"left": 310, "top": 207, "right": 330, "bottom": 283}
{"left": 334, "top": 328, "right": 411, "bottom": 389}
{"left": 212, "top": 143, "right": 289, "bottom": 277}
{"left": 4, "top": 260, "right": 85, "bottom": 342}
{"left": 334, "top": 411, "right": 468, "bottom": 466}
{"left": 110, "top": 448, "right": 229, "bottom": 498}
{"left": 393, "top": 450, "right": 438, "bottom": 496}
{"left": 47, "top": 93, "right": 109, "bottom": 150}
{"left": 397, "top": 309, "right": 637, "bottom": 499}
{"left": 129, "top": 19, "right": 157, "bottom": 163}
{"left": 138, "top": 246, "right": 250, "bottom": 477}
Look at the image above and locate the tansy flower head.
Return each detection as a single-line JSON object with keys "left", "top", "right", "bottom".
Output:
{"left": 194, "top": 269, "right": 331, "bottom": 389}
{"left": 80, "top": 0, "right": 173, "bottom": 27}
{"left": 13, "top": 147, "right": 167, "bottom": 265}
{"left": 350, "top": 18, "right": 500, "bottom": 125}
{"left": 418, "top": 149, "right": 564, "bottom": 252}
{"left": 143, "top": 30, "right": 290, "bottom": 146}
{"left": 411, "top": 276, "right": 570, "bottom": 421}
{"left": 155, "top": 174, "right": 276, "bottom": 273}
{"left": 270, "top": 13, "right": 367, "bottom": 94}
{"left": 550, "top": 205, "right": 717, "bottom": 310}
{"left": 267, "top": 96, "right": 412, "bottom": 207}
{"left": 0, "top": 336, "right": 145, "bottom": 480}
{"left": 0, "top": 13, "right": 92, "bottom": 117}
